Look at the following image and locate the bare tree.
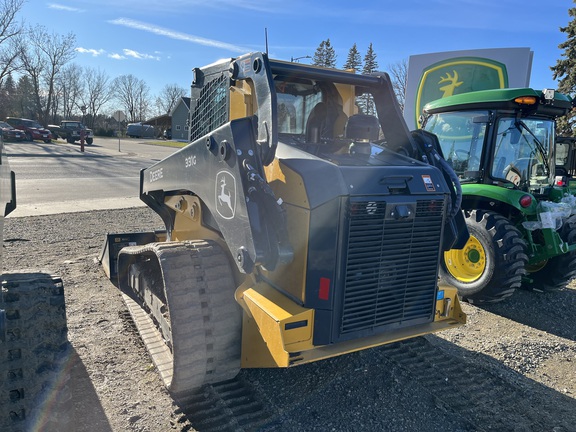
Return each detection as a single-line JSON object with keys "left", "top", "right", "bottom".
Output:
{"left": 387, "top": 59, "right": 408, "bottom": 112}
{"left": 19, "top": 25, "right": 76, "bottom": 125}
{"left": 112, "top": 74, "right": 150, "bottom": 122}
{"left": 155, "top": 83, "right": 186, "bottom": 115}
{"left": 55, "top": 63, "right": 83, "bottom": 120}
{"left": 0, "top": 0, "right": 24, "bottom": 87}
{"left": 81, "top": 67, "right": 112, "bottom": 128}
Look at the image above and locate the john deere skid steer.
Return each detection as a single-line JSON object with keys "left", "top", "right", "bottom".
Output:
{"left": 101, "top": 52, "right": 468, "bottom": 396}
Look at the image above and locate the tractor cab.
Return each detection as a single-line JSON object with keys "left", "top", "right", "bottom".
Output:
{"left": 422, "top": 94, "right": 558, "bottom": 197}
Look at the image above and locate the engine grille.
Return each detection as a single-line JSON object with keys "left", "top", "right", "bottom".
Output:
{"left": 340, "top": 199, "right": 444, "bottom": 336}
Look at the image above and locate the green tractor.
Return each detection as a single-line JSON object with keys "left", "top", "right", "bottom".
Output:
{"left": 420, "top": 88, "right": 576, "bottom": 303}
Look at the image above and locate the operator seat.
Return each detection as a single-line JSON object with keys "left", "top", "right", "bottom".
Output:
{"left": 305, "top": 102, "right": 348, "bottom": 144}
{"left": 305, "top": 102, "right": 328, "bottom": 143}
{"left": 346, "top": 114, "right": 380, "bottom": 156}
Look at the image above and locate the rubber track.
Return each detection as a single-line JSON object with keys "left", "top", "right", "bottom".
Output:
{"left": 172, "top": 375, "right": 272, "bottom": 432}
{"left": 377, "top": 337, "right": 575, "bottom": 431}
{"left": 0, "top": 272, "right": 70, "bottom": 432}
{"left": 120, "top": 240, "right": 242, "bottom": 396}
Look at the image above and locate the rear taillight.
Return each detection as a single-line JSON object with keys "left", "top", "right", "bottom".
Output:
{"left": 319, "top": 277, "right": 330, "bottom": 300}
{"left": 519, "top": 195, "right": 533, "bottom": 208}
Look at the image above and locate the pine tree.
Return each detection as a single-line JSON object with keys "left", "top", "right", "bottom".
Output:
{"left": 15, "top": 75, "right": 36, "bottom": 119}
{"left": 324, "top": 39, "right": 337, "bottom": 68}
{"left": 312, "top": 39, "right": 337, "bottom": 68}
{"left": 361, "top": 43, "right": 379, "bottom": 115}
{"left": 551, "top": 4, "right": 576, "bottom": 135}
{"left": 362, "top": 43, "right": 379, "bottom": 74}
{"left": 343, "top": 43, "right": 362, "bottom": 72}
{"left": 312, "top": 40, "right": 327, "bottom": 67}
{"left": 0, "top": 73, "right": 16, "bottom": 120}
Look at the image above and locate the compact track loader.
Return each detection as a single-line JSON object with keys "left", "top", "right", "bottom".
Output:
{"left": 101, "top": 52, "right": 468, "bottom": 395}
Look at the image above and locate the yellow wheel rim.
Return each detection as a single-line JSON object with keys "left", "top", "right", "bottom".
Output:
{"left": 443, "top": 235, "right": 486, "bottom": 282}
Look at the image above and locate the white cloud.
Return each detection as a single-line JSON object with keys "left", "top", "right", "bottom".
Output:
{"left": 108, "top": 18, "right": 250, "bottom": 53}
{"left": 75, "top": 47, "right": 105, "bottom": 56}
{"left": 123, "top": 49, "right": 160, "bottom": 61}
{"left": 108, "top": 53, "right": 125, "bottom": 60}
{"left": 48, "top": 3, "right": 84, "bottom": 12}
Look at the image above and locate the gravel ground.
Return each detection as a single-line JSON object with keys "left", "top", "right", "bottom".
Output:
{"left": 3, "top": 207, "right": 576, "bottom": 432}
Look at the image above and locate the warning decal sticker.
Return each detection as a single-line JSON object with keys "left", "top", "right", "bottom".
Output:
{"left": 422, "top": 175, "right": 436, "bottom": 192}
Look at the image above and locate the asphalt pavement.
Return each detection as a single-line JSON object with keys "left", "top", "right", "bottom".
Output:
{"left": 6, "top": 137, "right": 180, "bottom": 218}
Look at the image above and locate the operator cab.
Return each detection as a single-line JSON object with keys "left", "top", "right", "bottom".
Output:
{"left": 273, "top": 74, "right": 412, "bottom": 167}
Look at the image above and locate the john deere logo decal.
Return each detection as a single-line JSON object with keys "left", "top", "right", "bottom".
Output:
{"left": 415, "top": 57, "right": 508, "bottom": 127}
{"left": 216, "top": 170, "right": 236, "bottom": 219}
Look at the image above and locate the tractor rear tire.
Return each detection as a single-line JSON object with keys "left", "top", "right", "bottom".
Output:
{"left": 523, "top": 214, "right": 576, "bottom": 292}
{"left": 440, "top": 209, "right": 528, "bottom": 304}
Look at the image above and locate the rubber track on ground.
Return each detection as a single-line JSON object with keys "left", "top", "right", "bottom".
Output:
{"left": 119, "top": 240, "right": 242, "bottom": 394}
{"left": 0, "top": 272, "right": 70, "bottom": 432}
{"left": 377, "top": 336, "right": 575, "bottom": 431}
{"left": 119, "top": 240, "right": 272, "bottom": 431}
{"left": 172, "top": 375, "right": 272, "bottom": 432}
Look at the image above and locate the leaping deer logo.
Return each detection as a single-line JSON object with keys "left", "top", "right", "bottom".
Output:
{"left": 438, "top": 70, "right": 463, "bottom": 98}
{"left": 216, "top": 171, "right": 236, "bottom": 219}
{"left": 218, "top": 178, "right": 233, "bottom": 212}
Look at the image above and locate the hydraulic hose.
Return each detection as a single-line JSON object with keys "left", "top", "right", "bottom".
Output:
{"left": 433, "top": 149, "right": 463, "bottom": 220}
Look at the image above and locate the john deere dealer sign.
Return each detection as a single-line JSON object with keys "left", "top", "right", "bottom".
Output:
{"left": 415, "top": 57, "right": 508, "bottom": 126}
{"left": 404, "top": 48, "right": 533, "bottom": 129}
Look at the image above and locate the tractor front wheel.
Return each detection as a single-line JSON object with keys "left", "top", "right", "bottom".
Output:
{"left": 440, "top": 209, "right": 528, "bottom": 304}
{"left": 523, "top": 215, "right": 576, "bottom": 292}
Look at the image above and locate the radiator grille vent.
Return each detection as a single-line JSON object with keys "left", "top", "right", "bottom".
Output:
{"left": 340, "top": 199, "right": 444, "bottom": 335}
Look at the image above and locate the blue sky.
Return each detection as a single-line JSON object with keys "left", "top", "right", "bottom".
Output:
{"left": 21, "top": 0, "right": 573, "bottom": 102}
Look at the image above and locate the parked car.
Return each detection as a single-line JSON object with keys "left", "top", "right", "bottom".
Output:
{"left": 163, "top": 128, "right": 172, "bottom": 140}
{"left": 126, "top": 122, "right": 156, "bottom": 138}
{"left": 5, "top": 117, "right": 51, "bottom": 143}
{"left": 0, "top": 121, "right": 25, "bottom": 142}
{"left": 48, "top": 120, "right": 94, "bottom": 145}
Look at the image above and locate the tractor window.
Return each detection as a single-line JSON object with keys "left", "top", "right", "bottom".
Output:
{"left": 491, "top": 117, "right": 553, "bottom": 190}
{"left": 423, "top": 110, "right": 486, "bottom": 180}
{"left": 555, "top": 138, "right": 576, "bottom": 176}
{"left": 556, "top": 140, "right": 570, "bottom": 167}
